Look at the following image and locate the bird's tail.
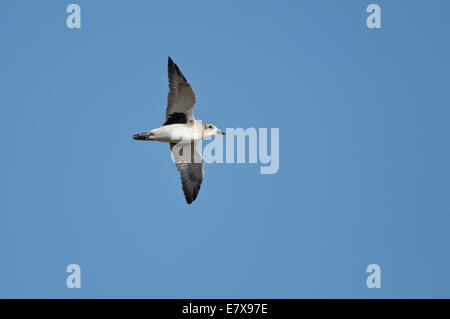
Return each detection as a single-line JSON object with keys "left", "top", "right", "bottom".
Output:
{"left": 132, "top": 131, "right": 153, "bottom": 141}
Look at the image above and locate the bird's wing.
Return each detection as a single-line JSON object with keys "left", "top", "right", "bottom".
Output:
{"left": 171, "top": 141, "right": 204, "bottom": 204}
{"left": 164, "top": 57, "right": 197, "bottom": 126}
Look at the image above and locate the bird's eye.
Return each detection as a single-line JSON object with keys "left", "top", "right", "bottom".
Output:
{"left": 209, "top": 125, "right": 213, "bottom": 129}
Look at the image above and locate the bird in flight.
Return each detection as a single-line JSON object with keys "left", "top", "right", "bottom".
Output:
{"left": 133, "top": 57, "right": 225, "bottom": 204}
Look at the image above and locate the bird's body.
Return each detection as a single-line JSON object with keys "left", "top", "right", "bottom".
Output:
{"left": 132, "top": 57, "right": 225, "bottom": 204}
{"left": 135, "top": 122, "right": 210, "bottom": 143}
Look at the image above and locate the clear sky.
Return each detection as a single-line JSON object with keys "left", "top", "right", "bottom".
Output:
{"left": 1, "top": 0, "right": 449, "bottom": 298}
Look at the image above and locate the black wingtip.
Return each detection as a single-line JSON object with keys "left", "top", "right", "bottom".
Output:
{"left": 167, "top": 57, "right": 187, "bottom": 82}
{"left": 185, "top": 192, "right": 195, "bottom": 205}
{"left": 184, "top": 185, "right": 200, "bottom": 204}
{"left": 185, "top": 194, "right": 194, "bottom": 204}
{"left": 168, "top": 57, "right": 176, "bottom": 74}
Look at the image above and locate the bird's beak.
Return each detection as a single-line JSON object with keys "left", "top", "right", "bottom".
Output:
{"left": 218, "top": 130, "right": 226, "bottom": 135}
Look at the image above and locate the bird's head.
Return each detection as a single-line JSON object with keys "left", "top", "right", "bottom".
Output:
{"left": 202, "top": 123, "right": 225, "bottom": 138}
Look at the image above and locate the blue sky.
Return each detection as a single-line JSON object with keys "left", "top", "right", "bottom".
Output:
{"left": 1, "top": 0, "right": 449, "bottom": 298}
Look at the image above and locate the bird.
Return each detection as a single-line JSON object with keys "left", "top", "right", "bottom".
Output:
{"left": 132, "top": 57, "right": 225, "bottom": 204}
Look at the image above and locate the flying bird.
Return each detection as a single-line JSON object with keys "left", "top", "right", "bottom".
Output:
{"left": 133, "top": 57, "right": 225, "bottom": 204}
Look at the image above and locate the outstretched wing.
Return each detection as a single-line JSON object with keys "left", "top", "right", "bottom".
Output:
{"left": 164, "top": 57, "right": 197, "bottom": 126}
{"left": 171, "top": 142, "right": 204, "bottom": 204}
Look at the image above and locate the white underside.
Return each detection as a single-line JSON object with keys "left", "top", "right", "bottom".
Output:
{"left": 148, "top": 123, "right": 203, "bottom": 143}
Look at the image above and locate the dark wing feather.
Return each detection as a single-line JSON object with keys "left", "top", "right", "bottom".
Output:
{"left": 165, "top": 57, "right": 196, "bottom": 124}
{"left": 171, "top": 141, "right": 204, "bottom": 204}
